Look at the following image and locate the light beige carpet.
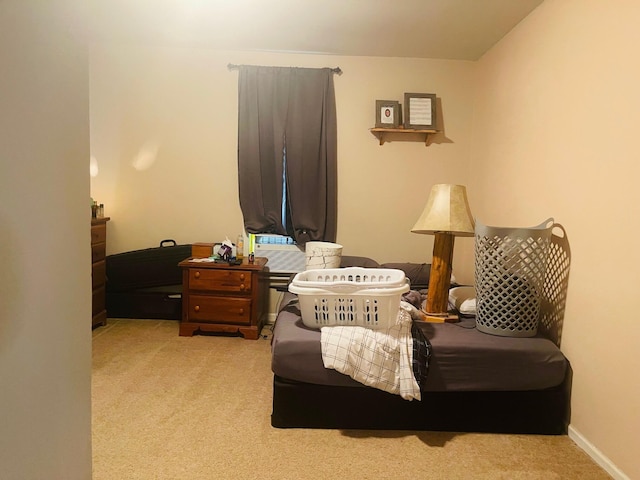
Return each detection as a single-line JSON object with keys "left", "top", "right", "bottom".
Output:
{"left": 92, "top": 319, "right": 610, "bottom": 480}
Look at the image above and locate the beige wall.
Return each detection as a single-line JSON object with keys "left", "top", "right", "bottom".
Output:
{"left": 470, "top": 0, "right": 639, "bottom": 478}
{"left": 0, "top": 2, "right": 92, "bottom": 478}
{"left": 89, "top": 46, "right": 477, "bottom": 282}
{"left": 89, "top": 2, "right": 640, "bottom": 477}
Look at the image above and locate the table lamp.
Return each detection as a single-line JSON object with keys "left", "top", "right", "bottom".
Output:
{"left": 411, "top": 184, "right": 475, "bottom": 322}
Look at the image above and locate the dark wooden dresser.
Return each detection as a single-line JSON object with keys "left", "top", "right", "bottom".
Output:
{"left": 91, "top": 217, "right": 110, "bottom": 328}
{"left": 178, "top": 257, "right": 269, "bottom": 339}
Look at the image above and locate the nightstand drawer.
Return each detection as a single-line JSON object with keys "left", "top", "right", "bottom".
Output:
{"left": 188, "top": 269, "right": 252, "bottom": 294}
{"left": 188, "top": 295, "right": 252, "bottom": 325}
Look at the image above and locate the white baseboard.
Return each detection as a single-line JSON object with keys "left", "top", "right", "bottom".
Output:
{"left": 568, "top": 425, "right": 630, "bottom": 480}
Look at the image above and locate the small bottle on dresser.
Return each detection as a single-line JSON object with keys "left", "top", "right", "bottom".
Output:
{"left": 236, "top": 234, "right": 244, "bottom": 260}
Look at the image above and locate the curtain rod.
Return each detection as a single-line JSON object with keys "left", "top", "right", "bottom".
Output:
{"left": 227, "top": 63, "right": 342, "bottom": 75}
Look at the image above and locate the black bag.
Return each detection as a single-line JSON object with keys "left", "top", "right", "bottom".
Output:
{"left": 106, "top": 239, "right": 191, "bottom": 292}
{"left": 106, "top": 286, "right": 182, "bottom": 320}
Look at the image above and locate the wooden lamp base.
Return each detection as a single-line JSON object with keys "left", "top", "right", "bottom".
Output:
{"left": 423, "top": 231, "right": 459, "bottom": 323}
{"left": 421, "top": 312, "right": 460, "bottom": 323}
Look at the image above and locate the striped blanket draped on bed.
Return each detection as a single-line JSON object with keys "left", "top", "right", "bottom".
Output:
{"left": 320, "top": 305, "right": 421, "bottom": 401}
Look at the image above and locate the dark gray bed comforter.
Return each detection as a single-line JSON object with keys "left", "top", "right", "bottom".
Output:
{"left": 271, "top": 293, "right": 567, "bottom": 392}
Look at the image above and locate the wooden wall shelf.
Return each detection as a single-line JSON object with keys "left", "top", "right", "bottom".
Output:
{"left": 370, "top": 127, "right": 438, "bottom": 146}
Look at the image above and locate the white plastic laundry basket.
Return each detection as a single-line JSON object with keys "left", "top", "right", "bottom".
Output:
{"left": 288, "top": 267, "right": 409, "bottom": 329}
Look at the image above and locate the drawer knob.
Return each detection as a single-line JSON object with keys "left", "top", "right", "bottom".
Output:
{"left": 239, "top": 308, "right": 245, "bottom": 315}
{"left": 240, "top": 284, "right": 245, "bottom": 291}
{"left": 194, "top": 305, "right": 200, "bottom": 312}
{"left": 194, "top": 271, "right": 200, "bottom": 279}
{"left": 240, "top": 274, "right": 245, "bottom": 280}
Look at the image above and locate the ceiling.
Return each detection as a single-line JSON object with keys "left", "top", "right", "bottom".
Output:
{"left": 86, "top": 0, "right": 544, "bottom": 61}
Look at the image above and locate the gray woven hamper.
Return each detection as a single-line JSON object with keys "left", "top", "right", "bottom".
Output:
{"left": 474, "top": 218, "right": 555, "bottom": 337}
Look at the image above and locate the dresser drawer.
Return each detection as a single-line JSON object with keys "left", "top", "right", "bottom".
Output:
{"left": 188, "top": 295, "right": 251, "bottom": 325}
{"left": 188, "top": 269, "right": 252, "bottom": 294}
{"left": 91, "top": 241, "right": 106, "bottom": 264}
{"left": 91, "top": 223, "right": 106, "bottom": 245}
{"left": 92, "top": 260, "right": 106, "bottom": 289}
{"left": 92, "top": 285, "right": 106, "bottom": 316}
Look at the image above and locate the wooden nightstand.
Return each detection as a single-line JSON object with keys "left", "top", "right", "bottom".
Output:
{"left": 178, "top": 257, "right": 269, "bottom": 339}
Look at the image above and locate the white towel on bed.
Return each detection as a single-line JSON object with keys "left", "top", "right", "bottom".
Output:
{"left": 320, "top": 306, "right": 420, "bottom": 401}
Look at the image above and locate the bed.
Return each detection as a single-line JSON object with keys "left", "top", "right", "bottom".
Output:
{"left": 270, "top": 257, "right": 571, "bottom": 434}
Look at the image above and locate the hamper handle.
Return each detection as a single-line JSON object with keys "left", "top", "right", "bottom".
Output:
{"left": 535, "top": 218, "right": 555, "bottom": 230}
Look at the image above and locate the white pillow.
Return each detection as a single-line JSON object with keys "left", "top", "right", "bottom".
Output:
{"left": 449, "top": 286, "right": 476, "bottom": 315}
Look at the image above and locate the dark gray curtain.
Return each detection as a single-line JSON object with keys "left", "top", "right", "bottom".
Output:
{"left": 237, "top": 66, "right": 337, "bottom": 245}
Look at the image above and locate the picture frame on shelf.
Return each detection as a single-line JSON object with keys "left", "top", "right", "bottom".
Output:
{"left": 375, "top": 100, "right": 401, "bottom": 128}
{"left": 404, "top": 93, "right": 436, "bottom": 129}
